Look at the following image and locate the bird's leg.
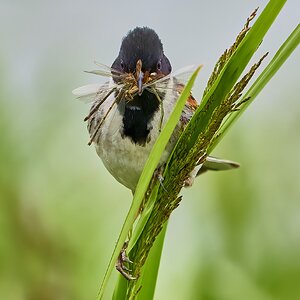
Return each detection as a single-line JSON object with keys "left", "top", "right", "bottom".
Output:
{"left": 116, "top": 167, "right": 166, "bottom": 280}
{"left": 116, "top": 241, "right": 137, "bottom": 280}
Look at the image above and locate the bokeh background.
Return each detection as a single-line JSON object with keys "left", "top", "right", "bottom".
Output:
{"left": 1, "top": 0, "right": 299, "bottom": 299}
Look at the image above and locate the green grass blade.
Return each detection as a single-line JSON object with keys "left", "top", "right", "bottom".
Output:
{"left": 127, "top": 184, "right": 159, "bottom": 252}
{"left": 97, "top": 66, "right": 202, "bottom": 299}
{"left": 135, "top": 223, "right": 168, "bottom": 300}
{"left": 183, "top": 0, "right": 286, "bottom": 150}
{"left": 112, "top": 273, "right": 128, "bottom": 300}
{"left": 210, "top": 23, "right": 300, "bottom": 150}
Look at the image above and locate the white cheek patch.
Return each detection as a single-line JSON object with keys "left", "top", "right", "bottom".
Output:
{"left": 127, "top": 105, "right": 142, "bottom": 111}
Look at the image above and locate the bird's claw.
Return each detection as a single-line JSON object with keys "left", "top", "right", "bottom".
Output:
{"left": 116, "top": 241, "right": 137, "bottom": 281}
{"left": 120, "top": 246, "right": 133, "bottom": 264}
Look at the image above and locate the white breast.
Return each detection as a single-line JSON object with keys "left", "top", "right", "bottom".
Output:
{"left": 90, "top": 78, "right": 181, "bottom": 191}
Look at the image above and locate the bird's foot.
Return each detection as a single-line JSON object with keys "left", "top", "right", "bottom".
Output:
{"left": 116, "top": 241, "right": 137, "bottom": 280}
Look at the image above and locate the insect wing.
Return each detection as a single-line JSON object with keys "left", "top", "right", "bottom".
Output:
{"left": 72, "top": 82, "right": 116, "bottom": 103}
{"left": 93, "top": 61, "right": 125, "bottom": 78}
{"left": 144, "top": 65, "right": 198, "bottom": 92}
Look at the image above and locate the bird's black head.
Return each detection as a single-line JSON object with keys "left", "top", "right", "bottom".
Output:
{"left": 112, "top": 27, "right": 171, "bottom": 145}
{"left": 111, "top": 27, "right": 172, "bottom": 91}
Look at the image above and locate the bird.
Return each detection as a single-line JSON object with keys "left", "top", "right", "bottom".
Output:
{"left": 73, "top": 26, "right": 239, "bottom": 193}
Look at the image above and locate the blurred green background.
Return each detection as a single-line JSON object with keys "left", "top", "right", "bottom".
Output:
{"left": 1, "top": 1, "right": 299, "bottom": 299}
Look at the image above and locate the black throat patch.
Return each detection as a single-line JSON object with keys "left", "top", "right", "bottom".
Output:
{"left": 120, "top": 90, "right": 161, "bottom": 145}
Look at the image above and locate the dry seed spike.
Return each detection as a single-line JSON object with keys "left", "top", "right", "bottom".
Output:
{"left": 203, "top": 8, "right": 259, "bottom": 98}
{"left": 231, "top": 96, "right": 251, "bottom": 111}
{"left": 246, "top": 7, "right": 258, "bottom": 28}
{"left": 231, "top": 52, "right": 268, "bottom": 111}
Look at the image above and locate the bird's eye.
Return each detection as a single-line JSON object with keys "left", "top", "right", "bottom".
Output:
{"left": 120, "top": 60, "right": 125, "bottom": 70}
{"left": 157, "top": 60, "right": 162, "bottom": 71}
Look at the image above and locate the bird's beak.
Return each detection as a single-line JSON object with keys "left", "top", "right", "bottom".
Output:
{"left": 137, "top": 70, "right": 144, "bottom": 96}
{"left": 136, "top": 59, "right": 144, "bottom": 96}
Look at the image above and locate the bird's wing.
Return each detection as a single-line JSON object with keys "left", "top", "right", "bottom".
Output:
{"left": 174, "top": 83, "right": 198, "bottom": 127}
{"left": 176, "top": 83, "right": 198, "bottom": 109}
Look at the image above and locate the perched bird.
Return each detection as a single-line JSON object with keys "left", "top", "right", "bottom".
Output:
{"left": 73, "top": 27, "right": 239, "bottom": 193}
